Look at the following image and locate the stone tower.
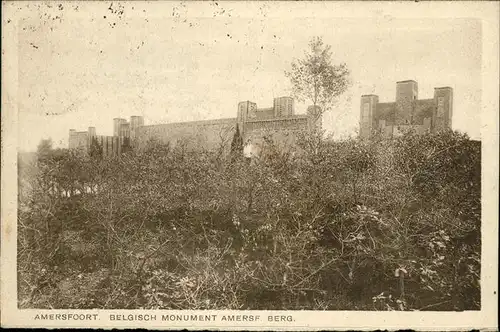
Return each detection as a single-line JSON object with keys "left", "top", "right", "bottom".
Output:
{"left": 113, "top": 118, "right": 127, "bottom": 137}
{"left": 359, "top": 80, "right": 453, "bottom": 139}
{"left": 359, "top": 94, "right": 379, "bottom": 138}
{"left": 273, "top": 97, "right": 294, "bottom": 117}
{"left": 87, "top": 126, "right": 96, "bottom": 150}
{"left": 395, "top": 80, "right": 418, "bottom": 125}
{"left": 433, "top": 87, "right": 453, "bottom": 131}
{"left": 237, "top": 101, "right": 257, "bottom": 132}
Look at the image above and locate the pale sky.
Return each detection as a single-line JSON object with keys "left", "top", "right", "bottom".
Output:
{"left": 8, "top": 2, "right": 482, "bottom": 151}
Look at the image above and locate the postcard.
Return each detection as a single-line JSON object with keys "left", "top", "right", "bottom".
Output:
{"left": 1, "top": 1, "right": 498, "bottom": 330}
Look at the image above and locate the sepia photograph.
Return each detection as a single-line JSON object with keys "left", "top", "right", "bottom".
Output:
{"left": 1, "top": 1, "right": 498, "bottom": 330}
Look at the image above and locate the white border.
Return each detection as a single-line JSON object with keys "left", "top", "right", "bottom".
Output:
{"left": 1, "top": 1, "right": 498, "bottom": 330}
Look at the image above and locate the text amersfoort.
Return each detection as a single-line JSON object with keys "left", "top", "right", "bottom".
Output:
{"left": 34, "top": 313, "right": 99, "bottom": 320}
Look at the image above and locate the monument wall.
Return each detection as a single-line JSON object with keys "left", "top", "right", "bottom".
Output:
{"left": 68, "top": 96, "right": 320, "bottom": 157}
{"left": 135, "top": 118, "right": 238, "bottom": 151}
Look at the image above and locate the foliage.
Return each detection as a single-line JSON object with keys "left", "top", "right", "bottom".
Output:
{"left": 285, "top": 36, "right": 350, "bottom": 118}
{"left": 88, "top": 137, "right": 103, "bottom": 159}
{"left": 18, "top": 130, "right": 481, "bottom": 310}
{"left": 230, "top": 124, "right": 244, "bottom": 162}
{"left": 36, "top": 138, "right": 54, "bottom": 164}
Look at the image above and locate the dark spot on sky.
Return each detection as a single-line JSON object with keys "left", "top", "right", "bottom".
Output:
{"left": 261, "top": 46, "right": 263, "bottom": 50}
{"left": 30, "top": 43, "right": 39, "bottom": 49}
{"left": 7, "top": 19, "right": 11, "bottom": 23}
{"left": 274, "top": 35, "right": 276, "bottom": 38}
{"left": 58, "top": 3, "right": 63, "bottom": 10}
{"left": 108, "top": 3, "right": 125, "bottom": 17}
{"left": 104, "top": 15, "right": 107, "bottom": 19}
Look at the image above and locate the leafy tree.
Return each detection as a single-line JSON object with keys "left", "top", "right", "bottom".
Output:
{"left": 230, "top": 124, "right": 244, "bottom": 162}
{"left": 121, "top": 137, "right": 133, "bottom": 154}
{"left": 89, "top": 137, "right": 103, "bottom": 159}
{"left": 285, "top": 36, "right": 350, "bottom": 119}
{"left": 36, "top": 138, "right": 54, "bottom": 163}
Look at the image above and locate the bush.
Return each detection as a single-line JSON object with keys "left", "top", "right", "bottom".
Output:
{"left": 18, "top": 130, "right": 481, "bottom": 310}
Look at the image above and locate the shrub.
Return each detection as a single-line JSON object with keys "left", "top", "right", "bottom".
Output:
{"left": 18, "top": 130, "right": 481, "bottom": 310}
